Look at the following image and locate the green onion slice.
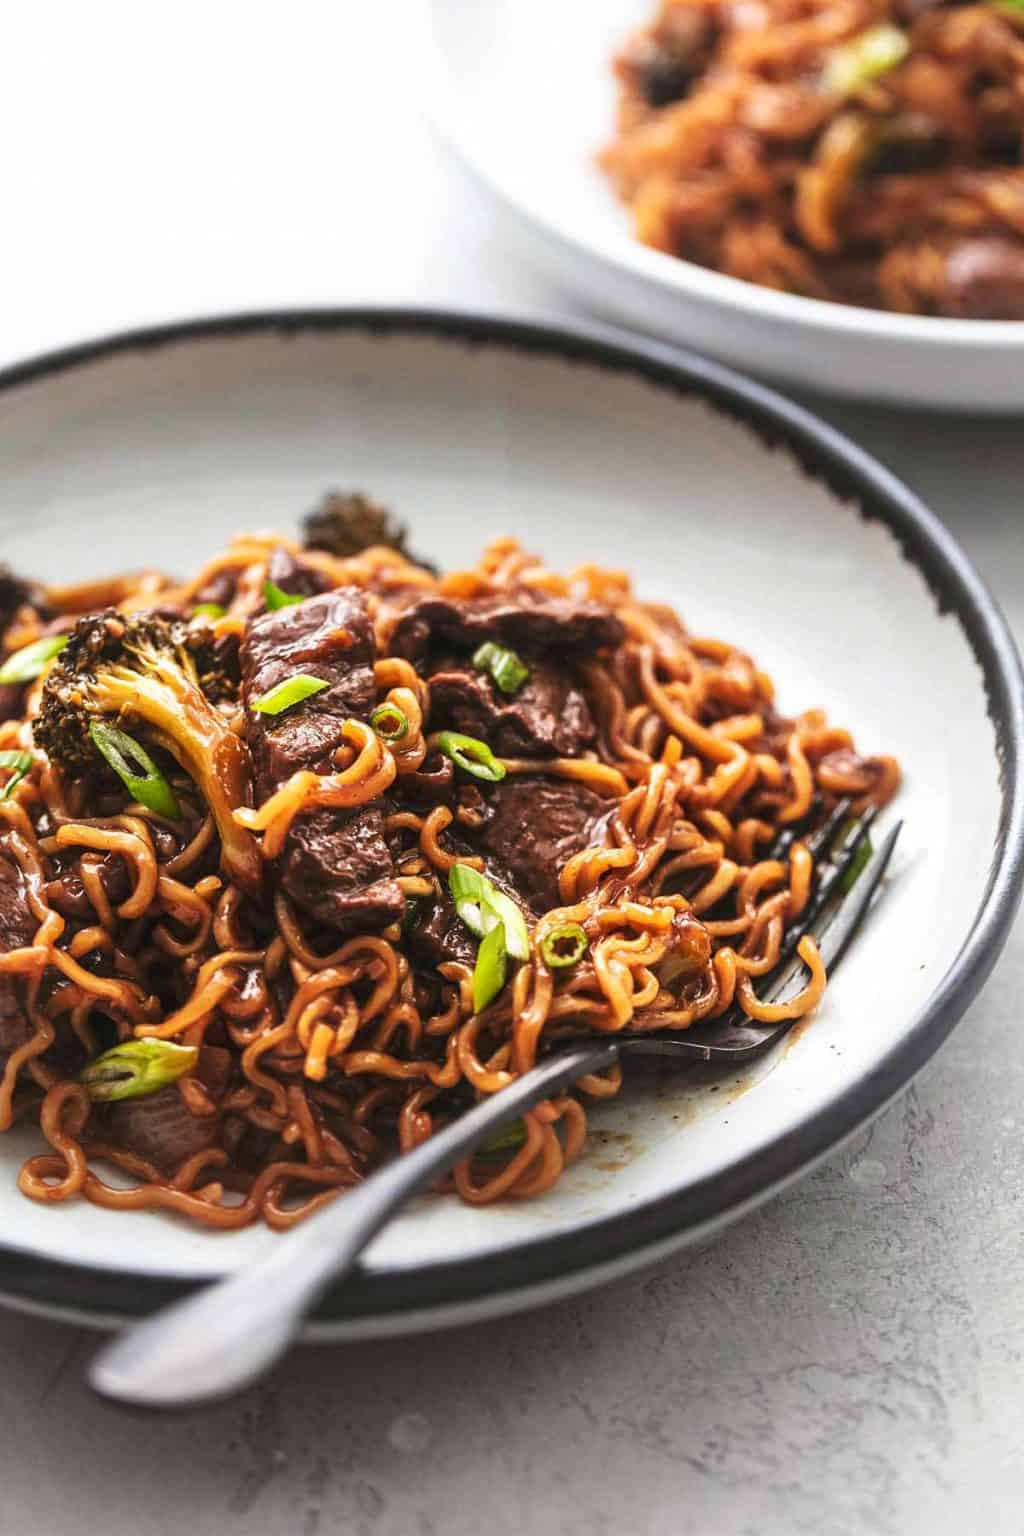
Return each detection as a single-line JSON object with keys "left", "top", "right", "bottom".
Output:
{"left": 370, "top": 702, "right": 410, "bottom": 741}
{"left": 89, "top": 721, "right": 181, "bottom": 820}
{"left": 0, "top": 634, "right": 68, "bottom": 686}
{"left": 263, "top": 580, "right": 304, "bottom": 611}
{"left": 479, "top": 1119, "right": 528, "bottom": 1157}
{"left": 190, "top": 602, "right": 226, "bottom": 619}
{"left": 472, "top": 641, "right": 530, "bottom": 696}
{"left": 997, "top": 0, "right": 1024, "bottom": 12}
{"left": 0, "top": 749, "right": 33, "bottom": 801}
{"left": 251, "top": 673, "right": 329, "bottom": 716}
{"left": 824, "top": 24, "right": 908, "bottom": 95}
{"left": 81, "top": 1038, "right": 199, "bottom": 1102}
{"left": 472, "top": 920, "right": 507, "bottom": 1014}
{"left": 539, "top": 922, "right": 589, "bottom": 970}
{"left": 449, "top": 863, "right": 529, "bottom": 961}
{"left": 436, "top": 731, "right": 506, "bottom": 783}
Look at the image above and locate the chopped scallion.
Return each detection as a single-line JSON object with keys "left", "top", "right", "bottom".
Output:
{"left": 191, "top": 602, "right": 227, "bottom": 619}
{"left": 0, "top": 634, "right": 68, "bottom": 686}
{"left": 824, "top": 24, "right": 908, "bottom": 95}
{"left": 539, "top": 922, "right": 589, "bottom": 970}
{"left": 436, "top": 730, "right": 506, "bottom": 783}
{"left": 472, "top": 641, "right": 530, "bottom": 696}
{"left": 473, "top": 920, "right": 507, "bottom": 1013}
{"left": 479, "top": 1119, "right": 528, "bottom": 1156}
{"left": 370, "top": 702, "right": 410, "bottom": 741}
{"left": 0, "top": 750, "right": 33, "bottom": 801}
{"left": 251, "top": 673, "right": 330, "bottom": 716}
{"left": 89, "top": 720, "right": 181, "bottom": 820}
{"left": 81, "top": 1038, "right": 199, "bottom": 1101}
{"left": 263, "top": 580, "right": 304, "bottom": 611}
{"left": 448, "top": 863, "right": 529, "bottom": 960}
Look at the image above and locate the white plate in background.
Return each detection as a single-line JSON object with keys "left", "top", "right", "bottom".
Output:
{"left": 427, "top": 0, "right": 1024, "bottom": 411}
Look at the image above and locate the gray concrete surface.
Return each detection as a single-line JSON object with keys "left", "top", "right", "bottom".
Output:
{"left": 1, "top": 12, "right": 1023, "bottom": 1529}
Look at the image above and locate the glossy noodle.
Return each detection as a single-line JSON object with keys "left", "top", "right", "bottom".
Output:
{"left": 0, "top": 495, "right": 898, "bottom": 1230}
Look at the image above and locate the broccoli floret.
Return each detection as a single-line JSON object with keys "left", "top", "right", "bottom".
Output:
{"left": 34, "top": 610, "right": 262, "bottom": 893}
{"left": 302, "top": 491, "right": 437, "bottom": 574}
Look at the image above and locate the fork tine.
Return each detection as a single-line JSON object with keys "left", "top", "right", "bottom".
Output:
{"left": 802, "top": 796, "right": 853, "bottom": 859}
{"left": 812, "top": 819, "right": 902, "bottom": 972}
{"left": 756, "top": 804, "right": 879, "bottom": 1001}
{"left": 756, "top": 816, "right": 900, "bottom": 1010}
{"left": 661, "top": 807, "right": 894, "bottom": 1057}
{"left": 616, "top": 817, "right": 902, "bottom": 1060}
{"left": 767, "top": 795, "right": 826, "bottom": 860}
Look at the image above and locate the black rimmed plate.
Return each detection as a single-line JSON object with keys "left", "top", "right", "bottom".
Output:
{"left": 0, "top": 310, "right": 1021, "bottom": 1335}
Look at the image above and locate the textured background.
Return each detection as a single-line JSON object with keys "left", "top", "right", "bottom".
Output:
{"left": 0, "top": 7, "right": 1022, "bottom": 1532}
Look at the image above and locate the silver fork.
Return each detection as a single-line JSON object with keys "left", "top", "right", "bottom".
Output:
{"left": 89, "top": 812, "right": 900, "bottom": 1409}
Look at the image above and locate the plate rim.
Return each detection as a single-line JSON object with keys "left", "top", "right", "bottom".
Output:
{"left": 0, "top": 304, "right": 1021, "bottom": 1334}
{"left": 424, "top": 0, "right": 1024, "bottom": 350}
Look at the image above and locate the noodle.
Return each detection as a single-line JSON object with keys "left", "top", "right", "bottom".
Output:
{"left": 0, "top": 520, "right": 898, "bottom": 1230}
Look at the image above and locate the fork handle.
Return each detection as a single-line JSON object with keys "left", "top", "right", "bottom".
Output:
{"left": 88, "top": 1038, "right": 618, "bottom": 1409}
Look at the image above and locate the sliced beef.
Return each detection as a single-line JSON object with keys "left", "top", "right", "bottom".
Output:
{"left": 428, "top": 655, "right": 597, "bottom": 758}
{"left": 472, "top": 776, "right": 610, "bottom": 914}
{"left": 240, "top": 589, "right": 404, "bottom": 934}
{"left": 389, "top": 593, "right": 624, "bottom": 666}
{"left": 241, "top": 589, "right": 378, "bottom": 790}
{"left": 108, "top": 1046, "right": 233, "bottom": 1173}
{"left": 281, "top": 805, "right": 403, "bottom": 931}
{"left": 0, "top": 854, "right": 37, "bottom": 1065}
{"left": 265, "top": 546, "right": 333, "bottom": 603}
{"left": 191, "top": 567, "right": 238, "bottom": 612}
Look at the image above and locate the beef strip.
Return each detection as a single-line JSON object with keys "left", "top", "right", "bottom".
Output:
{"left": 265, "top": 546, "right": 333, "bottom": 603}
{"left": 407, "top": 772, "right": 611, "bottom": 963}
{"left": 283, "top": 804, "right": 405, "bottom": 931}
{"left": 472, "top": 775, "right": 611, "bottom": 915}
{"left": 390, "top": 592, "right": 624, "bottom": 665}
{"left": 191, "top": 567, "right": 238, "bottom": 612}
{"left": 240, "top": 590, "right": 404, "bottom": 933}
{"left": 391, "top": 591, "right": 620, "bottom": 761}
{"left": 242, "top": 589, "right": 377, "bottom": 785}
{"left": 108, "top": 1045, "right": 233, "bottom": 1172}
{"left": 427, "top": 654, "right": 597, "bottom": 758}
{"left": 0, "top": 854, "right": 37, "bottom": 1065}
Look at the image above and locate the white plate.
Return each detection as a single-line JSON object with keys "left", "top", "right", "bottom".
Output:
{"left": 426, "top": 0, "right": 1024, "bottom": 412}
{"left": 0, "top": 310, "right": 1020, "bottom": 1337}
